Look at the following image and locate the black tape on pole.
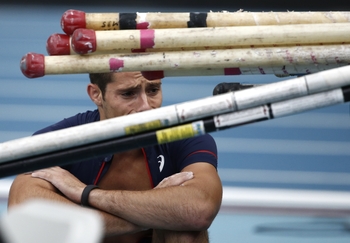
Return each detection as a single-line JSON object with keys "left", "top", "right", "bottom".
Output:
{"left": 119, "top": 13, "right": 137, "bottom": 29}
{"left": 0, "top": 132, "right": 157, "bottom": 178}
{"left": 187, "top": 12, "right": 207, "bottom": 27}
{"left": 342, "top": 85, "right": 350, "bottom": 102}
{"left": 267, "top": 103, "right": 274, "bottom": 119}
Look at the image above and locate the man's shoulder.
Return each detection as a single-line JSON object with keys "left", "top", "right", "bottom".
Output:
{"left": 34, "top": 109, "right": 100, "bottom": 135}
{"left": 73, "top": 109, "right": 100, "bottom": 124}
{"left": 153, "top": 134, "right": 217, "bottom": 156}
{"left": 170, "top": 134, "right": 216, "bottom": 148}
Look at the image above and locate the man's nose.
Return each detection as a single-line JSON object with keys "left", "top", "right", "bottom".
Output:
{"left": 137, "top": 92, "right": 152, "bottom": 112}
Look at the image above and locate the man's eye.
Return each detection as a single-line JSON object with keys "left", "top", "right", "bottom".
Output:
{"left": 148, "top": 88, "right": 160, "bottom": 95}
{"left": 122, "top": 91, "right": 135, "bottom": 97}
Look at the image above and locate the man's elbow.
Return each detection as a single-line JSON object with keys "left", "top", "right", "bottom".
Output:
{"left": 8, "top": 174, "right": 56, "bottom": 208}
{"left": 186, "top": 201, "right": 221, "bottom": 231}
{"left": 8, "top": 175, "right": 27, "bottom": 208}
{"left": 191, "top": 215, "right": 215, "bottom": 231}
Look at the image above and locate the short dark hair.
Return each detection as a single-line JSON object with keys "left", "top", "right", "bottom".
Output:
{"left": 89, "top": 73, "right": 113, "bottom": 99}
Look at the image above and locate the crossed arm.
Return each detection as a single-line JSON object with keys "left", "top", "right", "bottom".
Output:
{"left": 8, "top": 173, "right": 143, "bottom": 235}
{"left": 8, "top": 162, "right": 222, "bottom": 234}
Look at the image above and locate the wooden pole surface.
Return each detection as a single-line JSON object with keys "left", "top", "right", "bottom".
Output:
{"left": 21, "top": 44, "right": 350, "bottom": 78}
{"left": 46, "top": 32, "right": 349, "bottom": 57}
{"left": 69, "top": 23, "right": 350, "bottom": 54}
{"left": 61, "top": 9, "right": 350, "bottom": 35}
{"left": 139, "top": 62, "right": 347, "bottom": 79}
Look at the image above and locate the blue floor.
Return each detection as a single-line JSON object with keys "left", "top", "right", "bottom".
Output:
{"left": 209, "top": 213, "right": 350, "bottom": 243}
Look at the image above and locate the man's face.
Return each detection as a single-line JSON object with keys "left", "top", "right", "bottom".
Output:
{"left": 99, "top": 72, "right": 162, "bottom": 120}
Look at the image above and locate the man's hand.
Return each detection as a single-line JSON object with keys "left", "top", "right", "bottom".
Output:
{"left": 31, "top": 167, "right": 85, "bottom": 204}
{"left": 31, "top": 167, "right": 194, "bottom": 203}
{"left": 155, "top": 171, "right": 193, "bottom": 189}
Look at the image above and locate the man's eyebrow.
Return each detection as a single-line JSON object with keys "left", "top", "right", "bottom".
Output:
{"left": 109, "top": 83, "right": 139, "bottom": 92}
{"left": 114, "top": 81, "right": 161, "bottom": 92}
{"left": 118, "top": 85, "right": 141, "bottom": 92}
{"left": 147, "top": 81, "right": 162, "bottom": 86}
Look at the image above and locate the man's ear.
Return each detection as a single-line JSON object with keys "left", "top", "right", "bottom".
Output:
{"left": 87, "top": 84, "right": 102, "bottom": 106}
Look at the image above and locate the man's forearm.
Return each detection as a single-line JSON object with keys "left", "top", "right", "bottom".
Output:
{"left": 8, "top": 175, "right": 144, "bottom": 236}
{"left": 90, "top": 187, "right": 200, "bottom": 230}
{"left": 28, "top": 164, "right": 222, "bottom": 233}
{"left": 89, "top": 180, "right": 221, "bottom": 231}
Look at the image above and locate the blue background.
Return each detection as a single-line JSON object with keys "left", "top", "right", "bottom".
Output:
{"left": 0, "top": 3, "right": 349, "bottom": 242}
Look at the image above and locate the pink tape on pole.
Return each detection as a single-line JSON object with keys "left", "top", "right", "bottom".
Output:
{"left": 140, "top": 29, "right": 155, "bottom": 49}
{"left": 137, "top": 22, "right": 150, "bottom": 29}
{"left": 109, "top": 58, "right": 124, "bottom": 72}
{"left": 224, "top": 68, "right": 242, "bottom": 75}
{"left": 310, "top": 53, "right": 319, "bottom": 65}
{"left": 285, "top": 50, "right": 294, "bottom": 64}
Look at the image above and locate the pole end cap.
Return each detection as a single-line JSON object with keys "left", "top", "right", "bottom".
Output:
{"left": 20, "top": 53, "right": 45, "bottom": 78}
{"left": 61, "top": 9, "right": 86, "bottom": 35}
{"left": 71, "top": 28, "right": 96, "bottom": 54}
{"left": 46, "top": 33, "right": 71, "bottom": 55}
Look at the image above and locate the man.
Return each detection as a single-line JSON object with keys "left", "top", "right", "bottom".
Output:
{"left": 8, "top": 72, "right": 222, "bottom": 242}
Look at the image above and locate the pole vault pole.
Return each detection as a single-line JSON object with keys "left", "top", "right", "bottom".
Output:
{"left": 68, "top": 23, "right": 350, "bottom": 54}
{"left": 49, "top": 32, "right": 348, "bottom": 57}
{"left": 46, "top": 32, "right": 277, "bottom": 55}
{"left": 20, "top": 44, "right": 350, "bottom": 78}
{"left": 2, "top": 65, "right": 350, "bottom": 165}
{"left": 45, "top": 33, "right": 282, "bottom": 56}
{"left": 0, "top": 85, "right": 348, "bottom": 178}
{"left": 60, "top": 9, "right": 350, "bottom": 35}
{"left": 44, "top": 33, "right": 347, "bottom": 78}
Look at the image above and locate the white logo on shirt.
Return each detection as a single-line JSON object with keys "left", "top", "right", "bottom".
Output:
{"left": 157, "top": 155, "right": 165, "bottom": 172}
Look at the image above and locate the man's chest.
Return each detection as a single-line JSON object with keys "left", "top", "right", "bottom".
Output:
{"left": 97, "top": 152, "right": 153, "bottom": 191}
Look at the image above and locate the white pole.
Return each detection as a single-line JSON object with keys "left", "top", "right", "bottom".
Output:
{"left": 2, "top": 65, "right": 350, "bottom": 163}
